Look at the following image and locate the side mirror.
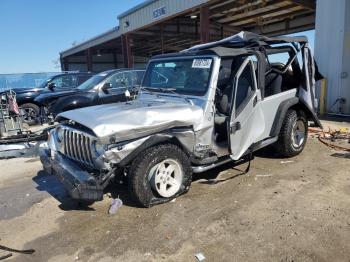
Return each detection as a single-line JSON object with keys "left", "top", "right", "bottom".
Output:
{"left": 101, "top": 82, "right": 112, "bottom": 94}
{"left": 47, "top": 82, "right": 55, "bottom": 91}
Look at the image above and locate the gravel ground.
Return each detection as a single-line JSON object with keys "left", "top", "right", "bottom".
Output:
{"left": 0, "top": 131, "right": 349, "bottom": 262}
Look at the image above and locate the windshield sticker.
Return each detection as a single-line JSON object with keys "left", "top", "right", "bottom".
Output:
{"left": 192, "top": 59, "right": 212, "bottom": 69}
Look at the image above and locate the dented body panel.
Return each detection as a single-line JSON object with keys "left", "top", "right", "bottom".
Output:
{"left": 40, "top": 31, "right": 322, "bottom": 202}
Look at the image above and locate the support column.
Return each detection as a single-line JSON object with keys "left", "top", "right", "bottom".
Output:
{"left": 60, "top": 55, "right": 67, "bottom": 71}
{"left": 86, "top": 48, "right": 93, "bottom": 72}
{"left": 200, "top": 5, "right": 210, "bottom": 44}
{"left": 113, "top": 51, "right": 118, "bottom": 69}
{"left": 160, "top": 24, "right": 165, "bottom": 54}
{"left": 121, "top": 34, "right": 133, "bottom": 68}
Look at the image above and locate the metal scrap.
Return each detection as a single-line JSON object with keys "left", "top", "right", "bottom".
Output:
{"left": 108, "top": 198, "right": 123, "bottom": 215}
{"left": 195, "top": 252, "right": 206, "bottom": 261}
{"left": 309, "top": 127, "right": 350, "bottom": 152}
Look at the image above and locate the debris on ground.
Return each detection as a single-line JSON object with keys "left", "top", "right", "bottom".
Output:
{"left": 256, "top": 174, "right": 272, "bottom": 177}
{"left": 170, "top": 198, "right": 177, "bottom": 203}
{"left": 308, "top": 127, "right": 350, "bottom": 152}
{"left": 0, "top": 253, "right": 12, "bottom": 261}
{"left": 108, "top": 198, "right": 123, "bottom": 215}
{"left": 0, "top": 244, "right": 35, "bottom": 260}
{"left": 280, "top": 160, "right": 294, "bottom": 164}
{"left": 195, "top": 252, "right": 206, "bottom": 261}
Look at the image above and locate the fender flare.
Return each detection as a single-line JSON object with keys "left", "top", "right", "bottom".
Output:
{"left": 117, "top": 133, "right": 187, "bottom": 167}
{"left": 269, "top": 97, "right": 322, "bottom": 137}
{"left": 269, "top": 97, "right": 299, "bottom": 137}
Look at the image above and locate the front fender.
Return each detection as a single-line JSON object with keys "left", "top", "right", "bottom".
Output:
{"left": 16, "top": 92, "right": 40, "bottom": 105}
{"left": 103, "top": 129, "right": 195, "bottom": 167}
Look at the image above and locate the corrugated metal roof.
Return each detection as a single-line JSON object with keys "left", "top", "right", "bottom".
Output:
{"left": 60, "top": 27, "right": 121, "bottom": 58}
{"left": 117, "top": 0, "right": 158, "bottom": 19}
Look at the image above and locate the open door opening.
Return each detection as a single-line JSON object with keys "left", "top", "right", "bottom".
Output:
{"left": 228, "top": 57, "right": 265, "bottom": 160}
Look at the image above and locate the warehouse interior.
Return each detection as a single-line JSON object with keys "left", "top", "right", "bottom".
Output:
{"left": 60, "top": 0, "right": 350, "bottom": 115}
{"left": 61, "top": 0, "right": 315, "bottom": 71}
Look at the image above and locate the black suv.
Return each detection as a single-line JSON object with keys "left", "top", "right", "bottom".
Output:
{"left": 35, "top": 69, "right": 145, "bottom": 120}
{"left": 12, "top": 72, "right": 93, "bottom": 125}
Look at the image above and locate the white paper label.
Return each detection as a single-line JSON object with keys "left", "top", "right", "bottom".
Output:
{"left": 192, "top": 59, "right": 212, "bottom": 69}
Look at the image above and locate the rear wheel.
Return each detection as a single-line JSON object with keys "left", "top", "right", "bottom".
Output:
{"left": 275, "top": 109, "right": 308, "bottom": 157}
{"left": 128, "top": 144, "right": 192, "bottom": 207}
{"left": 20, "top": 103, "right": 40, "bottom": 125}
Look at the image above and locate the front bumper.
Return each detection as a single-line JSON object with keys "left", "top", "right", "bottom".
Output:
{"left": 40, "top": 149, "right": 104, "bottom": 201}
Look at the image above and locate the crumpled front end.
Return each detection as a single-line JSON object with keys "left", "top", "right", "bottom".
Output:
{"left": 57, "top": 99, "right": 204, "bottom": 143}
{"left": 40, "top": 148, "right": 104, "bottom": 201}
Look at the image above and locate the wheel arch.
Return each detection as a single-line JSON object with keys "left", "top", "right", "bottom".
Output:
{"left": 118, "top": 131, "right": 193, "bottom": 168}
{"left": 270, "top": 97, "right": 322, "bottom": 137}
{"left": 18, "top": 100, "right": 41, "bottom": 108}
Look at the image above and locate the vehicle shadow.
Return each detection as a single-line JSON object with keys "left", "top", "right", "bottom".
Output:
{"left": 253, "top": 146, "right": 286, "bottom": 159}
{"left": 192, "top": 146, "right": 283, "bottom": 184}
{"left": 104, "top": 183, "right": 141, "bottom": 208}
{"left": 32, "top": 170, "right": 95, "bottom": 211}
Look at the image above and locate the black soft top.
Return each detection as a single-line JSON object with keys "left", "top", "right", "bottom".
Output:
{"left": 152, "top": 31, "right": 308, "bottom": 59}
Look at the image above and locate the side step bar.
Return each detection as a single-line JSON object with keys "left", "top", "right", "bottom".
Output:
{"left": 191, "top": 136, "right": 278, "bottom": 174}
{"left": 192, "top": 157, "right": 233, "bottom": 173}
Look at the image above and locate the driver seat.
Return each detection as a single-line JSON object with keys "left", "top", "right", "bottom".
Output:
{"left": 265, "top": 72, "right": 282, "bottom": 97}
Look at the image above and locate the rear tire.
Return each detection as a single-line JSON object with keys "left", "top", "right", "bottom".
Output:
{"left": 20, "top": 103, "right": 40, "bottom": 125}
{"left": 128, "top": 144, "right": 192, "bottom": 207}
{"left": 275, "top": 109, "right": 308, "bottom": 157}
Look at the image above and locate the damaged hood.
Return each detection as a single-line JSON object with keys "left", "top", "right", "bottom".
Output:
{"left": 58, "top": 99, "right": 204, "bottom": 141}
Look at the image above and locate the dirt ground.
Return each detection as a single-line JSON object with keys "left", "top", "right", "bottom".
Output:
{"left": 0, "top": 123, "right": 350, "bottom": 262}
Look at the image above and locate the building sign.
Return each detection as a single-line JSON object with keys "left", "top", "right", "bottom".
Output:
{"left": 153, "top": 6, "right": 167, "bottom": 20}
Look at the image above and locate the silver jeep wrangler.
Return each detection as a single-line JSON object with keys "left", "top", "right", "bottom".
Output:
{"left": 40, "top": 32, "right": 322, "bottom": 207}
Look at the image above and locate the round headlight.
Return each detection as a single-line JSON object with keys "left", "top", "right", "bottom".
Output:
{"left": 56, "top": 127, "right": 64, "bottom": 142}
{"left": 94, "top": 141, "right": 105, "bottom": 156}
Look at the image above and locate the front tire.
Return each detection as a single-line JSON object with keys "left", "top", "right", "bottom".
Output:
{"left": 128, "top": 144, "right": 192, "bottom": 207}
{"left": 20, "top": 103, "right": 40, "bottom": 125}
{"left": 275, "top": 109, "right": 308, "bottom": 157}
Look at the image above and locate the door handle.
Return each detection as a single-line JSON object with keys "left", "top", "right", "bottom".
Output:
{"left": 230, "top": 122, "right": 241, "bottom": 133}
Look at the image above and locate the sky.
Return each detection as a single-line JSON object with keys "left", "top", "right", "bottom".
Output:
{"left": 0, "top": 0, "right": 314, "bottom": 74}
{"left": 0, "top": 0, "right": 144, "bottom": 74}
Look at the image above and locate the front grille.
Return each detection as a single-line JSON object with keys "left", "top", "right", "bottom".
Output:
{"left": 63, "top": 129, "right": 94, "bottom": 166}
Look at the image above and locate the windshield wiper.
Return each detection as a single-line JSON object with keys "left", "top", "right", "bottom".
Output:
{"left": 160, "top": 88, "right": 193, "bottom": 105}
{"left": 142, "top": 87, "right": 193, "bottom": 105}
{"left": 139, "top": 86, "right": 159, "bottom": 96}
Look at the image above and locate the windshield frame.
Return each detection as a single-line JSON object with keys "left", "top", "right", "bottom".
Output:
{"left": 142, "top": 55, "right": 216, "bottom": 97}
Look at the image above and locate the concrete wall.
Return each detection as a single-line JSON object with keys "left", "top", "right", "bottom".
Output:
{"left": 315, "top": 0, "right": 350, "bottom": 114}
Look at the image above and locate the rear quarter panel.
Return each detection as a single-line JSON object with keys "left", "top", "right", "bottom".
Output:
{"left": 257, "top": 89, "right": 297, "bottom": 141}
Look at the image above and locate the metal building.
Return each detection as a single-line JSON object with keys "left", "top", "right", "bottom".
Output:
{"left": 60, "top": 0, "right": 315, "bottom": 71}
{"left": 59, "top": 0, "right": 350, "bottom": 115}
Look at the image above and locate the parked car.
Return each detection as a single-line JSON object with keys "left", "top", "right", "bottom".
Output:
{"left": 13, "top": 72, "right": 93, "bottom": 125}
{"left": 40, "top": 31, "right": 322, "bottom": 207}
{"left": 35, "top": 69, "right": 145, "bottom": 121}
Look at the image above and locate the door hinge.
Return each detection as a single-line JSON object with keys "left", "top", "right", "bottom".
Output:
{"left": 230, "top": 122, "right": 241, "bottom": 133}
